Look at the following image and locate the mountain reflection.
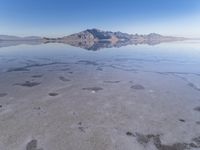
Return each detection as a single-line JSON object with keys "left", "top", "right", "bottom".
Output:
{"left": 0, "top": 39, "right": 176, "bottom": 51}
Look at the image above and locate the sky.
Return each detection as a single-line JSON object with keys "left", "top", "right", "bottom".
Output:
{"left": 0, "top": 0, "right": 200, "bottom": 37}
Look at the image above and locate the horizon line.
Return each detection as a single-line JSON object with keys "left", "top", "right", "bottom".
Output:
{"left": 0, "top": 28, "right": 197, "bottom": 39}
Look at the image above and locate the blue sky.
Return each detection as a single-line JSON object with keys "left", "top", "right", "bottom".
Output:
{"left": 0, "top": 0, "right": 200, "bottom": 37}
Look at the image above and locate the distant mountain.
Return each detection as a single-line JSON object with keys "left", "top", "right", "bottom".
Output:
{"left": 43, "top": 29, "right": 186, "bottom": 50}
{"left": 0, "top": 35, "right": 43, "bottom": 48}
{"left": 0, "top": 35, "right": 21, "bottom": 41}
{"left": 0, "top": 35, "right": 42, "bottom": 41}
{"left": 53, "top": 29, "right": 186, "bottom": 42}
{"left": 0, "top": 29, "right": 187, "bottom": 50}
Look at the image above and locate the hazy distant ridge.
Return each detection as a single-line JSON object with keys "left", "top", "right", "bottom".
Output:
{"left": 0, "top": 35, "right": 42, "bottom": 41}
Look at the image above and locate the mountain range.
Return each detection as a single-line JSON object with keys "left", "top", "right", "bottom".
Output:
{"left": 0, "top": 29, "right": 187, "bottom": 50}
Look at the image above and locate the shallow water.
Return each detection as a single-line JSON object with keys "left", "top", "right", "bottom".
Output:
{"left": 0, "top": 41, "right": 200, "bottom": 150}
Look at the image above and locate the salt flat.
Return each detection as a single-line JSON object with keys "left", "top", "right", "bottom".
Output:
{"left": 0, "top": 42, "right": 200, "bottom": 150}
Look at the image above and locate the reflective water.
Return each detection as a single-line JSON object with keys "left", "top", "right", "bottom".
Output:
{"left": 0, "top": 41, "right": 200, "bottom": 150}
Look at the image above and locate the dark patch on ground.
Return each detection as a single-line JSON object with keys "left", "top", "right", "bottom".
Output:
{"left": 0, "top": 93, "right": 8, "bottom": 97}
{"left": 7, "top": 67, "right": 30, "bottom": 72}
{"left": 96, "top": 67, "right": 103, "bottom": 71}
{"left": 194, "top": 106, "right": 200, "bottom": 112}
{"left": 179, "top": 119, "right": 186, "bottom": 123}
{"left": 77, "top": 60, "right": 98, "bottom": 66}
{"left": 68, "top": 71, "right": 73, "bottom": 74}
{"left": 187, "top": 83, "right": 200, "bottom": 91}
{"left": 196, "top": 121, "right": 200, "bottom": 125}
{"left": 8, "top": 62, "right": 68, "bottom": 73}
{"left": 78, "top": 126, "right": 87, "bottom": 133}
{"left": 104, "top": 81, "right": 120, "bottom": 83}
{"left": 15, "top": 81, "right": 41, "bottom": 87}
{"left": 154, "top": 72, "right": 170, "bottom": 75}
{"left": 59, "top": 76, "right": 71, "bottom": 82}
{"left": 126, "top": 132, "right": 200, "bottom": 150}
{"left": 191, "top": 136, "right": 200, "bottom": 148}
{"left": 33, "top": 107, "right": 41, "bottom": 110}
{"left": 78, "top": 122, "right": 88, "bottom": 133}
{"left": 135, "top": 133, "right": 160, "bottom": 146}
{"left": 158, "top": 143, "right": 188, "bottom": 150}
{"left": 26, "top": 62, "right": 65, "bottom": 68}
{"left": 135, "top": 133, "right": 188, "bottom": 150}
{"left": 60, "top": 68, "right": 70, "bottom": 71}
{"left": 26, "top": 139, "right": 43, "bottom": 150}
{"left": 48, "top": 93, "right": 59, "bottom": 96}
{"left": 82, "top": 87, "right": 103, "bottom": 92}
{"left": 154, "top": 71, "right": 200, "bottom": 77}
{"left": 109, "top": 64, "right": 138, "bottom": 72}
{"left": 0, "top": 105, "right": 2, "bottom": 108}
{"left": 31, "top": 75, "right": 43, "bottom": 78}
{"left": 131, "top": 84, "right": 145, "bottom": 90}
{"left": 126, "top": 131, "right": 135, "bottom": 137}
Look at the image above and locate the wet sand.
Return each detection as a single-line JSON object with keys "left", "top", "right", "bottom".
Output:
{"left": 0, "top": 43, "right": 200, "bottom": 150}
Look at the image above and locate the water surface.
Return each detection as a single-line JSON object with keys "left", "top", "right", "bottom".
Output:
{"left": 0, "top": 41, "right": 200, "bottom": 150}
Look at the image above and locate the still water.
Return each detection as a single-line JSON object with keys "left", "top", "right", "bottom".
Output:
{"left": 0, "top": 41, "right": 200, "bottom": 150}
